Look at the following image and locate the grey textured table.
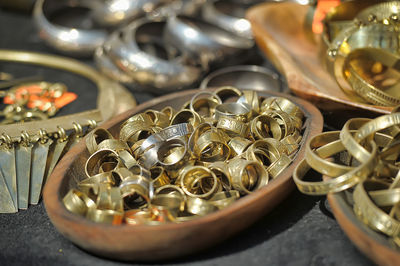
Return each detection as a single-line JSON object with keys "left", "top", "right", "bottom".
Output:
{"left": 0, "top": 9, "right": 374, "bottom": 266}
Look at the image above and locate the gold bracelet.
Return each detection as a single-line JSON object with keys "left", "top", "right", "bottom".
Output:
{"left": 326, "top": 20, "right": 400, "bottom": 105}
{"left": 354, "top": 181, "right": 400, "bottom": 237}
{"left": 344, "top": 48, "right": 400, "bottom": 106}
{"left": 293, "top": 140, "right": 378, "bottom": 195}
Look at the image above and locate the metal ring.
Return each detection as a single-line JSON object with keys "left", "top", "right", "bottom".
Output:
{"left": 56, "top": 126, "right": 68, "bottom": 142}
{"left": 105, "top": 18, "right": 202, "bottom": 91}
{"left": 73, "top": 122, "right": 83, "bottom": 137}
{"left": 87, "top": 119, "right": 97, "bottom": 130}
{"left": 94, "top": 46, "right": 135, "bottom": 84}
{"left": 38, "top": 128, "right": 49, "bottom": 143}
{"left": 91, "top": 0, "right": 169, "bottom": 27}
{"left": 202, "top": 0, "right": 253, "bottom": 39}
{"left": 200, "top": 65, "right": 286, "bottom": 92}
{"left": 164, "top": 15, "right": 254, "bottom": 67}
{"left": 20, "top": 131, "right": 31, "bottom": 146}
{"left": 33, "top": 0, "right": 108, "bottom": 56}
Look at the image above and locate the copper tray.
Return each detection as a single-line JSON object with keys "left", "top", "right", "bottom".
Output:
{"left": 43, "top": 89, "right": 323, "bottom": 261}
{"left": 246, "top": 2, "right": 391, "bottom": 114}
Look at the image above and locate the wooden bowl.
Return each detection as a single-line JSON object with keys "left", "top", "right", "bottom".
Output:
{"left": 246, "top": 2, "right": 391, "bottom": 115}
{"left": 43, "top": 89, "right": 323, "bottom": 261}
{"left": 328, "top": 192, "right": 400, "bottom": 266}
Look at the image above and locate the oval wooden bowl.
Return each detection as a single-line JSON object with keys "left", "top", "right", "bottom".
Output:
{"left": 246, "top": 2, "right": 391, "bottom": 115}
{"left": 43, "top": 89, "right": 323, "bottom": 261}
{"left": 328, "top": 192, "right": 400, "bottom": 266}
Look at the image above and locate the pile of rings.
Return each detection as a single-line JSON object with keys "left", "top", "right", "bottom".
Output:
{"left": 63, "top": 86, "right": 304, "bottom": 225}
{"left": 32, "top": 0, "right": 283, "bottom": 93}
{"left": 293, "top": 107, "right": 400, "bottom": 247}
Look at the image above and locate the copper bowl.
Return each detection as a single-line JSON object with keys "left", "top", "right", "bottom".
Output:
{"left": 43, "top": 89, "right": 323, "bottom": 261}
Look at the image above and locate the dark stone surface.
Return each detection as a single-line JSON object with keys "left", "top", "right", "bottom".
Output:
{"left": 0, "top": 8, "right": 374, "bottom": 266}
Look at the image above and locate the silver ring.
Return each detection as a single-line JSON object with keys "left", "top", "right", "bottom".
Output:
{"left": 33, "top": 0, "right": 108, "bottom": 56}
{"left": 138, "top": 123, "right": 194, "bottom": 169}
{"left": 94, "top": 46, "right": 134, "bottom": 83}
{"left": 164, "top": 15, "right": 254, "bottom": 67}
{"left": 202, "top": 0, "right": 253, "bottom": 39}
{"left": 91, "top": 0, "right": 169, "bottom": 27}
{"left": 200, "top": 65, "right": 287, "bottom": 92}
{"left": 105, "top": 18, "right": 201, "bottom": 91}
{"left": 150, "top": 0, "right": 206, "bottom": 18}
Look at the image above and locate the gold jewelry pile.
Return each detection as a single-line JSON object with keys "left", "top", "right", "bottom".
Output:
{"left": 321, "top": 1, "right": 400, "bottom": 106}
{"left": 293, "top": 108, "right": 400, "bottom": 247}
{"left": 63, "top": 87, "right": 304, "bottom": 225}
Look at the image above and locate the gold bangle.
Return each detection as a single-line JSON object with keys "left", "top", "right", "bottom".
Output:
{"left": 85, "top": 128, "right": 114, "bottom": 155}
{"left": 261, "top": 96, "right": 304, "bottom": 121}
{"left": 214, "top": 86, "right": 242, "bottom": 102}
{"left": 119, "top": 120, "right": 155, "bottom": 144}
{"left": 157, "top": 138, "right": 189, "bottom": 170}
{"left": 186, "top": 197, "right": 218, "bottom": 216}
{"left": 155, "top": 184, "right": 187, "bottom": 206}
{"left": 63, "top": 189, "right": 91, "bottom": 216}
{"left": 293, "top": 141, "right": 378, "bottom": 195}
{"left": 238, "top": 90, "right": 260, "bottom": 113}
{"left": 144, "top": 110, "right": 170, "bottom": 128}
{"left": 78, "top": 172, "right": 115, "bottom": 195}
{"left": 250, "top": 114, "right": 281, "bottom": 140}
{"left": 326, "top": 21, "right": 400, "bottom": 104}
{"left": 125, "top": 209, "right": 152, "bottom": 225}
{"left": 85, "top": 149, "right": 119, "bottom": 177}
{"left": 262, "top": 110, "right": 294, "bottom": 139}
{"left": 355, "top": 113, "right": 400, "bottom": 142}
{"left": 280, "top": 134, "right": 300, "bottom": 156}
{"left": 160, "top": 106, "right": 177, "bottom": 122}
{"left": 369, "top": 188, "right": 400, "bottom": 207}
{"left": 214, "top": 102, "right": 252, "bottom": 122}
{"left": 353, "top": 180, "right": 400, "bottom": 237}
{"left": 245, "top": 139, "right": 286, "bottom": 164}
{"left": 150, "top": 166, "right": 170, "bottom": 189}
{"left": 267, "top": 154, "right": 292, "bottom": 179}
{"left": 340, "top": 117, "right": 396, "bottom": 178}
{"left": 306, "top": 131, "right": 353, "bottom": 177}
{"left": 96, "top": 185, "right": 123, "bottom": 211}
{"left": 228, "top": 136, "right": 252, "bottom": 156}
{"left": 151, "top": 193, "right": 183, "bottom": 217}
{"left": 344, "top": 48, "right": 400, "bottom": 106}
{"left": 86, "top": 208, "right": 124, "bottom": 224}
{"left": 208, "top": 161, "right": 232, "bottom": 191}
{"left": 189, "top": 91, "right": 221, "bottom": 117}
{"left": 216, "top": 116, "right": 249, "bottom": 137}
{"left": 194, "top": 129, "right": 231, "bottom": 162}
{"left": 179, "top": 166, "right": 219, "bottom": 199}
{"left": 121, "top": 113, "right": 153, "bottom": 128}
{"left": 187, "top": 123, "right": 212, "bottom": 155}
{"left": 228, "top": 158, "right": 269, "bottom": 195}
{"left": 209, "top": 190, "right": 240, "bottom": 209}
{"left": 170, "top": 109, "right": 202, "bottom": 128}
